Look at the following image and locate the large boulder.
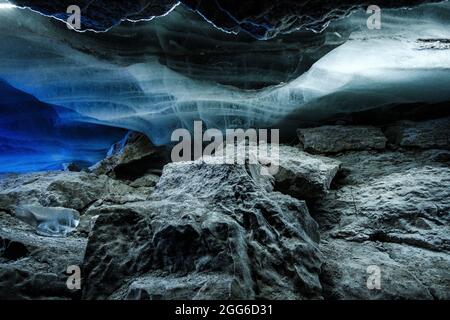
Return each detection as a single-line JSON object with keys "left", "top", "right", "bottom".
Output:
{"left": 82, "top": 156, "right": 322, "bottom": 300}
{"left": 122, "top": 273, "right": 237, "bottom": 300}
{"left": 314, "top": 149, "right": 450, "bottom": 299}
{"left": 320, "top": 238, "right": 448, "bottom": 299}
{"left": 297, "top": 126, "right": 387, "bottom": 154}
{"left": 90, "top": 131, "right": 168, "bottom": 179}
{"left": 385, "top": 117, "right": 450, "bottom": 149}
{"left": 274, "top": 146, "right": 341, "bottom": 201}
{"left": 0, "top": 170, "right": 156, "bottom": 241}
{"left": 0, "top": 171, "right": 137, "bottom": 212}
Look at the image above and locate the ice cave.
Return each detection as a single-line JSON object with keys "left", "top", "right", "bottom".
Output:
{"left": 0, "top": 0, "right": 449, "bottom": 303}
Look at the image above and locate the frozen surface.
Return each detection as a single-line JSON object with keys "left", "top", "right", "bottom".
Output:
{"left": 14, "top": 205, "right": 80, "bottom": 237}
{"left": 0, "top": 3, "right": 449, "bottom": 171}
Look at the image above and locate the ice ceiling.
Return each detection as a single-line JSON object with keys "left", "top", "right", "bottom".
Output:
{"left": 0, "top": 0, "right": 449, "bottom": 172}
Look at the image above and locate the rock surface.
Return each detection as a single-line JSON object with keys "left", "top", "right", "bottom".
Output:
{"left": 90, "top": 131, "right": 168, "bottom": 180}
{"left": 82, "top": 157, "right": 322, "bottom": 300}
{"left": 385, "top": 117, "right": 450, "bottom": 149}
{"left": 297, "top": 126, "right": 387, "bottom": 154}
{"left": 0, "top": 167, "right": 159, "bottom": 299}
{"left": 122, "top": 273, "right": 236, "bottom": 300}
{"left": 314, "top": 149, "right": 450, "bottom": 299}
{"left": 0, "top": 211, "right": 86, "bottom": 299}
{"left": 1, "top": 116, "right": 449, "bottom": 300}
{"left": 0, "top": 171, "right": 138, "bottom": 212}
{"left": 273, "top": 146, "right": 341, "bottom": 200}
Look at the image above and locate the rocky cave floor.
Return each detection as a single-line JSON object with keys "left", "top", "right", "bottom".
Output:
{"left": 0, "top": 116, "right": 449, "bottom": 300}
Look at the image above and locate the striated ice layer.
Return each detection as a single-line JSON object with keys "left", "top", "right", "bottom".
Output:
{"left": 7, "top": 0, "right": 443, "bottom": 38}
{"left": 0, "top": 3, "right": 449, "bottom": 147}
{"left": 0, "top": 81, "right": 125, "bottom": 173}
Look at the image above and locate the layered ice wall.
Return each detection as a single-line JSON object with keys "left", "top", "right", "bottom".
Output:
{"left": 8, "top": 0, "right": 443, "bottom": 37}
{"left": 0, "top": 4, "right": 348, "bottom": 144}
{"left": 0, "top": 81, "right": 126, "bottom": 172}
{"left": 0, "top": 1, "right": 449, "bottom": 171}
{"left": 278, "top": 2, "right": 450, "bottom": 124}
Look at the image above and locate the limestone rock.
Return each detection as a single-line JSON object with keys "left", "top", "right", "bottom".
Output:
{"left": 274, "top": 146, "right": 341, "bottom": 200}
{"left": 123, "top": 273, "right": 241, "bottom": 300}
{"left": 0, "top": 171, "right": 136, "bottom": 212}
{"left": 0, "top": 211, "right": 86, "bottom": 299}
{"left": 314, "top": 149, "right": 450, "bottom": 299}
{"left": 320, "top": 239, "right": 447, "bottom": 299}
{"left": 82, "top": 158, "right": 322, "bottom": 300}
{"left": 128, "top": 174, "right": 160, "bottom": 189}
{"left": 297, "top": 126, "right": 387, "bottom": 154}
{"left": 385, "top": 117, "right": 450, "bottom": 149}
{"left": 90, "top": 132, "right": 168, "bottom": 179}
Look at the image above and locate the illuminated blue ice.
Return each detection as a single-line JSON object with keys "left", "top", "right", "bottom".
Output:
{"left": 0, "top": 3, "right": 449, "bottom": 172}
{"left": 14, "top": 205, "right": 80, "bottom": 237}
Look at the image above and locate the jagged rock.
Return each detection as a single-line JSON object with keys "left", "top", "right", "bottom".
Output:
{"left": 62, "top": 163, "right": 82, "bottom": 172}
{"left": 314, "top": 149, "right": 450, "bottom": 299}
{"left": 122, "top": 273, "right": 240, "bottom": 300}
{"left": 14, "top": 205, "right": 80, "bottom": 237}
{"left": 0, "top": 171, "right": 139, "bottom": 212}
{"left": 0, "top": 211, "right": 86, "bottom": 299}
{"left": 385, "top": 117, "right": 450, "bottom": 149}
{"left": 297, "top": 126, "right": 387, "bottom": 154}
{"left": 320, "top": 239, "right": 447, "bottom": 300}
{"left": 128, "top": 174, "right": 160, "bottom": 189}
{"left": 274, "top": 146, "right": 341, "bottom": 200}
{"left": 82, "top": 157, "right": 322, "bottom": 300}
{"left": 90, "top": 132, "right": 168, "bottom": 180}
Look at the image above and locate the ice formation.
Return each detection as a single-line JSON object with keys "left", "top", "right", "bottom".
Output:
{"left": 14, "top": 205, "right": 80, "bottom": 237}
{"left": 0, "top": 1, "right": 449, "bottom": 171}
{"left": 0, "top": 81, "right": 126, "bottom": 172}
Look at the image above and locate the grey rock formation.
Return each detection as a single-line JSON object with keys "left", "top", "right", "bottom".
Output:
{"left": 385, "top": 117, "right": 450, "bottom": 149}
{"left": 1, "top": 118, "right": 449, "bottom": 300}
{"left": 320, "top": 238, "right": 448, "bottom": 299}
{"left": 62, "top": 163, "right": 82, "bottom": 172}
{"left": 314, "top": 149, "right": 450, "bottom": 299}
{"left": 90, "top": 132, "right": 167, "bottom": 179}
{"left": 123, "top": 273, "right": 236, "bottom": 300}
{"left": 0, "top": 168, "right": 158, "bottom": 298}
{"left": 297, "top": 126, "right": 387, "bottom": 154}
{"left": 0, "top": 171, "right": 137, "bottom": 212}
{"left": 0, "top": 211, "right": 86, "bottom": 299}
{"left": 128, "top": 174, "right": 160, "bottom": 189}
{"left": 274, "top": 146, "right": 341, "bottom": 201}
{"left": 82, "top": 158, "right": 322, "bottom": 300}
{"left": 14, "top": 205, "right": 80, "bottom": 237}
